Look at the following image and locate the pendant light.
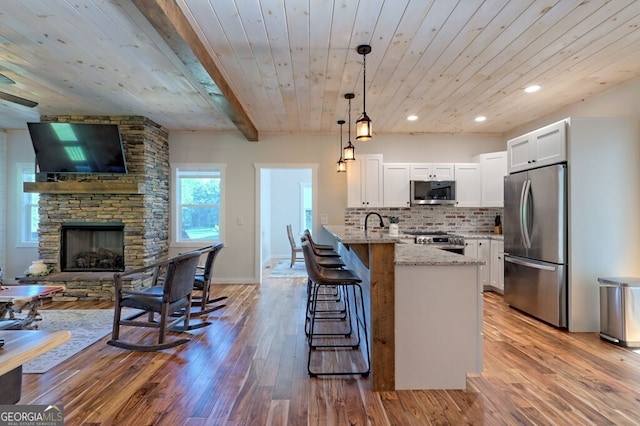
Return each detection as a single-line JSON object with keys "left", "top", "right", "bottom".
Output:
{"left": 356, "top": 44, "right": 372, "bottom": 141}
{"left": 343, "top": 93, "right": 356, "bottom": 161}
{"left": 336, "top": 120, "right": 346, "bottom": 173}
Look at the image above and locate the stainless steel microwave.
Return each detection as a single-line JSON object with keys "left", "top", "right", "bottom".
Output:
{"left": 410, "top": 180, "right": 456, "bottom": 205}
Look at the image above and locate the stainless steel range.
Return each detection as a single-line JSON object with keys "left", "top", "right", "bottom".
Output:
{"left": 405, "top": 231, "right": 465, "bottom": 254}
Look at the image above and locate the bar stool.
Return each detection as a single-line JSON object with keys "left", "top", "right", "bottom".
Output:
{"left": 303, "top": 229, "right": 340, "bottom": 257}
{"left": 301, "top": 242, "right": 370, "bottom": 378}
{"left": 300, "top": 235, "right": 347, "bottom": 334}
{"left": 303, "top": 229, "right": 335, "bottom": 251}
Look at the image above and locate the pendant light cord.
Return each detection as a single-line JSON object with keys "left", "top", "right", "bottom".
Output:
{"left": 348, "top": 96, "right": 352, "bottom": 140}
{"left": 362, "top": 53, "right": 366, "bottom": 115}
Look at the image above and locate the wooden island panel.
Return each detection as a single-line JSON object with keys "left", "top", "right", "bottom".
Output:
{"left": 369, "top": 243, "right": 396, "bottom": 391}
{"left": 339, "top": 241, "right": 396, "bottom": 391}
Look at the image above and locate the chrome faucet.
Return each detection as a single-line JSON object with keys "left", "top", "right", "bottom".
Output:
{"left": 364, "top": 212, "right": 385, "bottom": 231}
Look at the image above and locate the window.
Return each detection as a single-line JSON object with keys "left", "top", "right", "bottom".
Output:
{"left": 172, "top": 164, "right": 225, "bottom": 246}
{"left": 18, "top": 163, "right": 39, "bottom": 246}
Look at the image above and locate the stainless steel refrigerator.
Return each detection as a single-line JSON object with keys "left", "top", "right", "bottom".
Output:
{"left": 503, "top": 163, "right": 568, "bottom": 328}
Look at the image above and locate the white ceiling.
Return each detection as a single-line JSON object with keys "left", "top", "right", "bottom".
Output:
{"left": 1, "top": 0, "right": 640, "bottom": 139}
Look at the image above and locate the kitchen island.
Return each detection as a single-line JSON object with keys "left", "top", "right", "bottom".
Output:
{"left": 323, "top": 225, "right": 484, "bottom": 391}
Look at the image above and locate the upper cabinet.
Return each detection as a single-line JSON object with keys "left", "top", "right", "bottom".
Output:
{"left": 476, "top": 151, "right": 507, "bottom": 207}
{"left": 454, "top": 163, "right": 482, "bottom": 207}
{"left": 347, "top": 154, "right": 384, "bottom": 208}
{"left": 350, "top": 153, "right": 506, "bottom": 209}
{"left": 410, "top": 163, "right": 455, "bottom": 181}
{"left": 383, "top": 163, "right": 411, "bottom": 207}
{"left": 507, "top": 120, "right": 566, "bottom": 173}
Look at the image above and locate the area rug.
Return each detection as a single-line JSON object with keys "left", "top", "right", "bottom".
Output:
{"left": 268, "top": 260, "right": 307, "bottom": 278}
{"left": 23, "top": 309, "right": 115, "bottom": 374}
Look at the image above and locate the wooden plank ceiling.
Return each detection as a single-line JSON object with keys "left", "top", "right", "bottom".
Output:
{"left": 0, "top": 0, "right": 640, "bottom": 138}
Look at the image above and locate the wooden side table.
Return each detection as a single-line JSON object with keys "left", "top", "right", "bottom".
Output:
{"left": 0, "top": 330, "right": 71, "bottom": 403}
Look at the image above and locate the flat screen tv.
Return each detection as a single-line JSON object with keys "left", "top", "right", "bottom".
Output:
{"left": 27, "top": 122, "right": 128, "bottom": 174}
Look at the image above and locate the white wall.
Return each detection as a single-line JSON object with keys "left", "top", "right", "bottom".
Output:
{"left": 506, "top": 75, "right": 640, "bottom": 139}
{"left": 4, "top": 130, "right": 39, "bottom": 281}
{"left": 260, "top": 169, "right": 272, "bottom": 267}
{"left": 567, "top": 118, "right": 640, "bottom": 332}
{"left": 268, "top": 168, "right": 311, "bottom": 257}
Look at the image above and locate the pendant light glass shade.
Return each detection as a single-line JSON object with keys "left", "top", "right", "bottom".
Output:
{"left": 336, "top": 120, "right": 346, "bottom": 173}
{"left": 343, "top": 93, "right": 356, "bottom": 161}
{"left": 356, "top": 113, "right": 372, "bottom": 141}
{"left": 343, "top": 141, "right": 355, "bottom": 161}
{"left": 356, "top": 44, "right": 373, "bottom": 141}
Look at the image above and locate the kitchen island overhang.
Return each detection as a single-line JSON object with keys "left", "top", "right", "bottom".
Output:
{"left": 323, "top": 225, "right": 484, "bottom": 391}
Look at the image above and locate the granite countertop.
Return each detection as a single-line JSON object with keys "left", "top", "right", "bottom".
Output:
{"left": 324, "top": 225, "right": 483, "bottom": 267}
{"left": 395, "top": 244, "right": 485, "bottom": 266}
{"left": 453, "top": 232, "right": 504, "bottom": 241}
{"left": 323, "top": 225, "right": 402, "bottom": 244}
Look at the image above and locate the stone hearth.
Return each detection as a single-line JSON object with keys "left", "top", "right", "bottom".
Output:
{"left": 32, "top": 116, "right": 169, "bottom": 301}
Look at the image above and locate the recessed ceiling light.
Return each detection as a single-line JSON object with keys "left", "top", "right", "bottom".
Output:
{"left": 474, "top": 116, "right": 487, "bottom": 122}
{"left": 524, "top": 85, "right": 541, "bottom": 93}
{"left": 407, "top": 115, "right": 418, "bottom": 121}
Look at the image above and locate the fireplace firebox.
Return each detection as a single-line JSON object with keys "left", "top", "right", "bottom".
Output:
{"left": 61, "top": 222, "right": 125, "bottom": 272}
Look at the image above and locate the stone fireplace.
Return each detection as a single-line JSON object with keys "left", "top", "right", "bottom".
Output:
{"left": 29, "top": 115, "right": 170, "bottom": 301}
{"left": 60, "top": 222, "right": 125, "bottom": 272}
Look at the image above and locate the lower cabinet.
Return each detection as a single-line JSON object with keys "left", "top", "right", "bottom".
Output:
{"left": 490, "top": 240, "right": 504, "bottom": 293}
{"left": 464, "top": 239, "right": 491, "bottom": 289}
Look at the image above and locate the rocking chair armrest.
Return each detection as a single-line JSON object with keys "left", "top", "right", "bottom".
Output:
{"left": 120, "top": 288, "right": 162, "bottom": 298}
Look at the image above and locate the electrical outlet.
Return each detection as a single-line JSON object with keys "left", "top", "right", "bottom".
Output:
{"left": 320, "top": 214, "right": 328, "bottom": 225}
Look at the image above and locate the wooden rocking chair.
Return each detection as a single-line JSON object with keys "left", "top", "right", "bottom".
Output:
{"left": 107, "top": 251, "right": 210, "bottom": 351}
{"left": 190, "top": 242, "right": 227, "bottom": 315}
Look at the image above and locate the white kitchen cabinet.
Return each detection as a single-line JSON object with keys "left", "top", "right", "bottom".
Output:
{"left": 478, "top": 239, "right": 491, "bottom": 288}
{"left": 490, "top": 239, "right": 504, "bottom": 293}
{"left": 347, "top": 154, "right": 383, "bottom": 208}
{"left": 508, "top": 120, "right": 566, "bottom": 173}
{"left": 454, "top": 163, "right": 481, "bottom": 207}
{"left": 410, "top": 163, "right": 455, "bottom": 181}
{"left": 464, "top": 239, "right": 478, "bottom": 258}
{"left": 464, "top": 238, "right": 491, "bottom": 289}
{"left": 476, "top": 151, "right": 507, "bottom": 207}
{"left": 383, "top": 163, "right": 411, "bottom": 207}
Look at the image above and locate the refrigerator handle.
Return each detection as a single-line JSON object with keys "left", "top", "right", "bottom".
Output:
{"left": 521, "top": 179, "right": 532, "bottom": 248}
{"left": 505, "top": 255, "right": 556, "bottom": 271}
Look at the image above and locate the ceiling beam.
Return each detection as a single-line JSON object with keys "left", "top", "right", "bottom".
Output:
{"left": 131, "top": 0, "right": 259, "bottom": 141}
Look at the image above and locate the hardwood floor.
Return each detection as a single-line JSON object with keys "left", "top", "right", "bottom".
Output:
{"left": 19, "top": 267, "right": 640, "bottom": 425}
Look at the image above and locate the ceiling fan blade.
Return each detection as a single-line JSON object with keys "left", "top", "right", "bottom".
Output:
{"left": 0, "top": 72, "right": 15, "bottom": 84}
{"left": 0, "top": 90, "right": 38, "bottom": 108}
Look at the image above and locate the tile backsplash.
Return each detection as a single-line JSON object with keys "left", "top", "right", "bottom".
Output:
{"left": 344, "top": 206, "right": 503, "bottom": 234}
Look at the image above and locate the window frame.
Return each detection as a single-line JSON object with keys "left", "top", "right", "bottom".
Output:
{"left": 171, "top": 163, "right": 226, "bottom": 248}
{"left": 17, "top": 162, "right": 39, "bottom": 247}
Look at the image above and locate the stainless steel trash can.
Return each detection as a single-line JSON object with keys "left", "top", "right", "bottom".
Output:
{"left": 598, "top": 277, "right": 640, "bottom": 347}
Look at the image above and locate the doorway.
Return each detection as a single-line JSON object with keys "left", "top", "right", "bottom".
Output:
{"left": 255, "top": 164, "right": 318, "bottom": 282}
